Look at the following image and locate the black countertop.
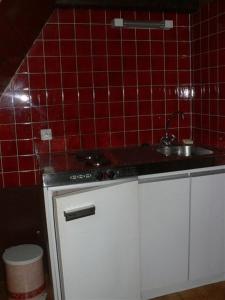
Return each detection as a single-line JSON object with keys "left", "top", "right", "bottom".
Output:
{"left": 39, "top": 144, "right": 225, "bottom": 186}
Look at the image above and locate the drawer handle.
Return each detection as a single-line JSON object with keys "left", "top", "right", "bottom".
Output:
{"left": 64, "top": 205, "right": 95, "bottom": 221}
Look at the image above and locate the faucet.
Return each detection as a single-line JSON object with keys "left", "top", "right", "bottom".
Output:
{"left": 160, "top": 111, "right": 185, "bottom": 146}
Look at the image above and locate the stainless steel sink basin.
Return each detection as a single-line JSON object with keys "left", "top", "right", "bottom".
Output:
{"left": 156, "top": 145, "right": 214, "bottom": 157}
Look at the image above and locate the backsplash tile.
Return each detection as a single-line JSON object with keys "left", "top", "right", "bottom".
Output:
{"left": 0, "top": 8, "right": 191, "bottom": 188}
{"left": 191, "top": 0, "right": 225, "bottom": 147}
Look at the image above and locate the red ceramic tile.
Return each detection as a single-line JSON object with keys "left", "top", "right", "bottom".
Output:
{"left": 122, "top": 41, "right": 136, "bottom": 56}
{"left": 93, "top": 73, "right": 108, "bottom": 87}
{"left": 81, "top": 134, "right": 96, "bottom": 149}
{"left": 92, "top": 56, "right": 107, "bottom": 71}
{"left": 110, "top": 117, "right": 124, "bottom": 132}
{"left": 16, "top": 124, "right": 32, "bottom": 139}
{"left": 125, "top": 131, "right": 138, "bottom": 146}
{"left": 124, "top": 102, "right": 137, "bottom": 116}
{"left": 17, "top": 140, "right": 33, "bottom": 155}
{"left": 95, "top": 118, "right": 109, "bottom": 133}
{"left": 139, "top": 101, "right": 152, "bottom": 115}
{"left": 94, "top": 88, "right": 109, "bottom": 102}
{"left": 61, "top": 57, "right": 77, "bottom": 72}
{"left": 66, "top": 135, "right": 81, "bottom": 151}
{"left": 64, "top": 104, "right": 79, "bottom": 119}
{"left": 48, "top": 105, "right": 63, "bottom": 121}
{"left": 60, "top": 40, "right": 76, "bottom": 56}
{"left": 75, "top": 9, "right": 90, "bottom": 23}
{"left": 2, "top": 157, "right": 18, "bottom": 172}
{"left": 92, "top": 41, "right": 107, "bottom": 56}
{"left": 65, "top": 120, "right": 80, "bottom": 135}
{"left": 45, "top": 57, "right": 61, "bottom": 73}
{"left": 30, "top": 90, "right": 46, "bottom": 106}
{"left": 18, "top": 156, "right": 35, "bottom": 171}
{"left": 108, "top": 72, "right": 122, "bottom": 86}
{"left": 109, "top": 87, "right": 123, "bottom": 102}
{"left": 30, "top": 74, "right": 45, "bottom": 89}
{"left": 43, "top": 24, "right": 59, "bottom": 40}
{"left": 50, "top": 121, "right": 65, "bottom": 136}
{"left": 62, "top": 73, "right": 77, "bottom": 88}
{"left": 58, "top": 9, "right": 74, "bottom": 23}
{"left": 137, "top": 42, "right": 150, "bottom": 56}
{"left": 107, "top": 41, "right": 121, "bottom": 55}
{"left": 79, "top": 103, "right": 94, "bottom": 119}
{"left": 96, "top": 133, "right": 110, "bottom": 148}
{"left": 106, "top": 26, "right": 121, "bottom": 40}
{"left": 124, "top": 87, "right": 137, "bottom": 101}
{"left": 78, "top": 73, "right": 93, "bottom": 87}
{"left": 123, "top": 72, "right": 137, "bottom": 86}
{"left": 3, "top": 172, "right": 20, "bottom": 187}
{"left": 1, "top": 141, "right": 17, "bottom": 156}
{"left": 80, "top": 119, "right": 95, "bottom": 133}
{"left": 76, "top": 41, "right": 92, "bottom": 56}
{"left": 90, "top": 9, "right": 106, "bottom": 23}
{"left": 91, "top": 25, "right": 106, "bottom": 40}
{"left": 77, "top": 56, "right": 92, "bottom": 72}
{"left": 125, "top": 116, "right": 138, "bottom": 131}
{"left": 110, "top": 102, "right": 124, "bottom": 117}
{"left": 108, "top": 56, "right": 122, "bottom": 71}
{"left": 19, "top": 171, "right": 36, "bottom": 186}
{"left": 64, "top": 89, "right": 79, "bottom": 104}
{"left": 75, "top": 24, "right": 91, "bottom": 40}
{"left": 28, "top": 57, "right": 45, "bottom": 73}
{"left": 60, "top": 24, "right": 75, "bottom": 39}
{"left": 79, "top": 88, "right": 94, "bottom": 103}
{"left": 46, "top": 73, "right": 62, "bottom": 89}
{"left": 0, "top": 108, "right": 14, "bottom": 124}
{"left": 0, "top": 124, "right": 15, "bottom": 140}
{"left": 139, "top": 116, "right": 151, "bottom": 130}
{"left": 111, "top": 132, "right": 125, "bottom": 147}
{"left": 50, "top": 137, "right": 66, "bottom": 152}
{"left": 44, "top": 41, "right": 60, "bottom": 56}
{"left": 95, "top": 103, "right": 109, "bottom": 118}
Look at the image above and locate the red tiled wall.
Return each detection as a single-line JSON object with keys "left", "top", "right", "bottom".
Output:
{"left": 0, "top": 8, "right": 191, "bottom": 188}
{"left": 191, "top": 0, "right": 225, "bottom": 146}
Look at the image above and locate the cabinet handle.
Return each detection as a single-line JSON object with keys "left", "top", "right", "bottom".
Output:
{"left": 64, "top": 205, "right": 95, "bottom": 221}
{"left": 139, "top": 173, "right": 189, "bottom": 184}
{"left": 191, "top": 169, "right": 225, "bottom": 177}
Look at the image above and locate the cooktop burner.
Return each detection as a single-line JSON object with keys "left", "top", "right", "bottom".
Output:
{"left": 76, "top": 151, "right": 110, "bottom": 167}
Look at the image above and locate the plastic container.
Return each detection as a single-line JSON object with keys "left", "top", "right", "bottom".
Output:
{"left": 2, "top": 244, "right": 46, "bottom": 300}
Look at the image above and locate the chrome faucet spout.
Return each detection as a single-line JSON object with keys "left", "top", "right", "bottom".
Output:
{"left": 165, "top": 111, "right": 185, "bottom": 133}
{"left": 161, "top": 111, "right": 185, "bottom": 146}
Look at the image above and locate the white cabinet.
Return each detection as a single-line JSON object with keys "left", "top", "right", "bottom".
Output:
{"left": 189, "top": 172, "right": 225, "bottom": 281}
{"left": 139, "top": 175, "right": 190, "bottom": 297}
{"left": 53, "top": 179, "right": 140, "bottom": 300}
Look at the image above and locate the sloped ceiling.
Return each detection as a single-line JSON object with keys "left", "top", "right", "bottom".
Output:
{"left": 0, "top": 0, "right": 54, "bottom": 94}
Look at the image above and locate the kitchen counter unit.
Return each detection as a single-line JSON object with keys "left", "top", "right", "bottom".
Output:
{"left": 39, "top": 144, "right": 225, "bottom": 186}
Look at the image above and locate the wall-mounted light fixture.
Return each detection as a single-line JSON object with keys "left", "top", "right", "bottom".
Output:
{"left": 112, "top": 18, "right": 173, "bottom": 30}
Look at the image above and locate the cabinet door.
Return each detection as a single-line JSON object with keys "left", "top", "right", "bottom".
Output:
{"left": 189, "top": 173, "right": 225, "bottom": 281}
{"left": 54, "top": 180, "right": 140, "bottom": 300}
{"left": 139, "top": 177, "right": 190, "bottom": 294}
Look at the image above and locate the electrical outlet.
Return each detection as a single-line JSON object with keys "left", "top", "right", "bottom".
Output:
{"left": 40, "top": 129, "right": 52, "bottom": 141}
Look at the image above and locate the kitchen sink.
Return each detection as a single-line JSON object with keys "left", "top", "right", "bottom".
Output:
{"left": 156, "top": 145, "right": 214, "bottom": 157}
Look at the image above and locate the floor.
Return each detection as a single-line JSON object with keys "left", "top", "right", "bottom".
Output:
{"left": 153, "top": 282, "right": 225, "bottom": 300}
{"left": 1, "top": 281, "right": 225, "bottom": 300}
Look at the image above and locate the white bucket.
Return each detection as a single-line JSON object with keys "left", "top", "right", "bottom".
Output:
{"left": 2, "top": 244, "right": 46, "bottom": 300}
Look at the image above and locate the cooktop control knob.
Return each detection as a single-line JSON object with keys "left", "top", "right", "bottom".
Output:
{"left": 106, "top": 169, "right": 115, "bottom": 179}
{"left": 95, "top": 171, "right": 104, "bottom": 181}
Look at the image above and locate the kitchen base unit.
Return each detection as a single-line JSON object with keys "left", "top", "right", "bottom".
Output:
{"left": 44, "top": 178, "right": 141, "bottom": 300}
{"left": 138, "top": 166, "right": 225, "bottom": 300}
